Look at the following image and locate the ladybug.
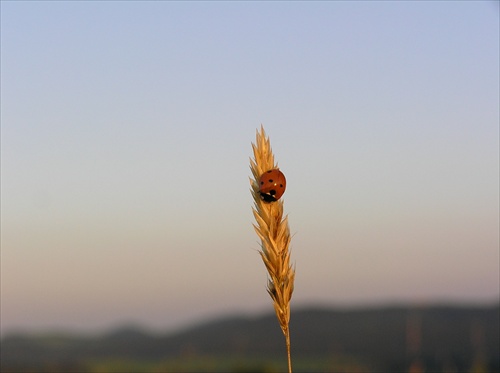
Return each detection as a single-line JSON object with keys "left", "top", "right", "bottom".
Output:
{"left": 259, "top": 169, "right": 286, "bottom": 202}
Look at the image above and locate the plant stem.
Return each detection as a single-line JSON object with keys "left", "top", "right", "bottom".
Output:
{"left": 285, "top": 328, "right": 292, "bottom": 373}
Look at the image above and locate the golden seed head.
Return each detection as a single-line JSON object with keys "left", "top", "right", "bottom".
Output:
{"left": 250, "top": 125, "right": 295, "bottom": 336}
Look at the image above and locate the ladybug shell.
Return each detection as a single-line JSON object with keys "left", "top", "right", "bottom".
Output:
{"left": 259, "top": 169, "right": 286, "bottom": 202}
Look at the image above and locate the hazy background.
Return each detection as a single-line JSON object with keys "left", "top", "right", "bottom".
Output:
{"left": 1, "top": 1, "right": 498, "bottom": 336}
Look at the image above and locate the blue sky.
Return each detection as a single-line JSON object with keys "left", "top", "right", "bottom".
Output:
{"left": 1, "top": 1, "right": 499, "bottom": 335}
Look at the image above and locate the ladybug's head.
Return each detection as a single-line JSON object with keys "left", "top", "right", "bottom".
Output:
{"left": 260, "top": 191, "right": 278, "bottom": 202}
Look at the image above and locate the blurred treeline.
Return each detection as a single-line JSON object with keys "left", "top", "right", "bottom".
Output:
{"left": 1, "top": 304, "right": 498, "bottom": 373}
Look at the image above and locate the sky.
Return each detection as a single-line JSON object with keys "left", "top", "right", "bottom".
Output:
{"left": 1, "top": 1, "right": 499, "bottom": 336}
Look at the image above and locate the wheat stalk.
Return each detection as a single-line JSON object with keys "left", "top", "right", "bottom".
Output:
{"left": 250, "top": 125, "right": 295, "bottom": 373}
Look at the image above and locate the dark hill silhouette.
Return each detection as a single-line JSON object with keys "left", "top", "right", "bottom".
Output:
{"left": 1, "top": 304, "right": 499, "bottom": 372}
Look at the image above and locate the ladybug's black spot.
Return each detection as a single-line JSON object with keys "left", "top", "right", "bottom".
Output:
{"left": 267, "top": 170, "right": 272, "bottom": 173}
{"left": 260, "top": 181, "right": 264, "bottom": 185}
{"left": 268, "top": 179, "right": 273, "bottom": 183}
{"left": 280, "top": 184, "right": 283, "bottom": 188}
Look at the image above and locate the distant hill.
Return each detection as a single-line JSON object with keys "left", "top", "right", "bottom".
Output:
{"left": 1, "top": 304, "right": 499, "bottom": 373}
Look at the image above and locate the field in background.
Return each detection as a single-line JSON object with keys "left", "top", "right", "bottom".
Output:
{"left": 2, "top": 304, "right": 498, "bottom": 373}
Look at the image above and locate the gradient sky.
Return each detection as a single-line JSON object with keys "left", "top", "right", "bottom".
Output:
{"left": 1, "top": 1, "right": 499, "bottom": 335}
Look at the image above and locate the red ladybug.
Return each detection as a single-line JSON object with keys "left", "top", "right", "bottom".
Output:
{"left": 259, "top": 169, "right": 286, "bottom": 202}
